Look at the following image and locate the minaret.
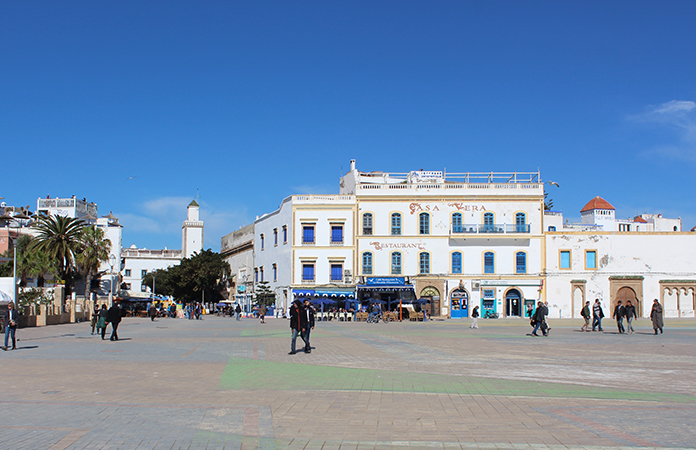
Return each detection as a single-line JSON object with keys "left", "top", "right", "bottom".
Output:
{"left": 182, "top": 200, "right": 204, "bottom": 258}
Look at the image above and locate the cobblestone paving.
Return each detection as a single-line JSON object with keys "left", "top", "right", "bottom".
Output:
{"left": 1, "top": 316, "right": 695, "bottom": 449}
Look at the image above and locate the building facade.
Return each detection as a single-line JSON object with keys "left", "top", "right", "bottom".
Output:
{"left": 223, "top": 160, "right": 696, "bottom": 319}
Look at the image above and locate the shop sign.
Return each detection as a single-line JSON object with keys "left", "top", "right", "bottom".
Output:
{"left": 366, "top": 277, "right": 405, "bottom": 286}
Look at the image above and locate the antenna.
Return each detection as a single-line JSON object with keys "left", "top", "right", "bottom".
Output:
{"left": 196, "top": 188, "right": 200, "bottom": 203}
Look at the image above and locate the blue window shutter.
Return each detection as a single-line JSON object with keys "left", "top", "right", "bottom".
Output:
{"left": 484, "top": 252, "right": 494, "bottom": 274}
{"left": 516, "top": 252, "right": 526, "bottom": 274}
{"left": 452, "top": 252, "right": 462, "bottom": 274}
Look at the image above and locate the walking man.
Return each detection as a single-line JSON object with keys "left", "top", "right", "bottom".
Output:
{"left": 2, "top": 302, "right": 18, "bottom": 351}
{"left": 613, "top": 300, "right": 626, "bottom": 334}
{"left": 289, "top": 300, "right": 307, "bottom": 355}
{"left": 235, "top": 303, "right": 242, "bottom": 321}
{"left": 302, "top": 299, "right": 315, "bottom": 353}
{"left": 624, "top": 300, "right": 637, "bottom": 334}
{"left": 580, "top": 300, "right": 591, "bottom": 331}
{"left": 107, "top": 303, "right": 122, "bottom": 341}
{"left": 531, "top": 301, "right": 548, "bottom": 336}
{"left": 592, "top": 299, "right": 604, "bottom": 331}
{"left": 470, "top": 305, "right": 479, "bottom": 329}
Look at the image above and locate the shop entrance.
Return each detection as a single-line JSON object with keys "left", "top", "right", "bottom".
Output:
{"left": 420, "top": 286, "right": 440, "bottom": 317}
{"left": 505, "top": 289, "right": 522, "bottom": 317}
{"left": 450, "top": 289, "right": 469, "bottom": 318}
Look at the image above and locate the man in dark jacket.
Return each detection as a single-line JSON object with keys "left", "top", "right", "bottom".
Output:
{"left": 288, "top": 300, "right": 307, "bottom": 355}
{"left": 302, "top": 299, "right": 316, "bottom": 353}
{"left": 107, "top": 303, "right": 122, "bottom": 341}
{"left": 624, "top": 300, "right": 637, "bottom": 334}
{"left": 2, "top": 302, "right": 19, "bottom": 351}
{"left": 530, "top": 301, "right": 548, "bottom": 336}
{"left": 613, "top": 301, "right": 626, "bottom": 334}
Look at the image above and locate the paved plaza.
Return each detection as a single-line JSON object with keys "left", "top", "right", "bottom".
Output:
{"left": 1, "top": 315, "right": 695, "bottom": 450}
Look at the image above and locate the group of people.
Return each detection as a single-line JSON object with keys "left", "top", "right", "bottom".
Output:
{"left": 288, "top": 299, "right": 315, "bottom": 354}
{"left": 89, "top": 303, "right": 123, "bottom": 341}
{"left": 580, "top": 298, "right": 664, "bottom": 334}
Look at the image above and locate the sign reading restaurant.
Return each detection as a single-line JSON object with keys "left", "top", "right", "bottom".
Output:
{"left": 409, "top": 202, "right": 487, "bottom": 214}
{"left": 369, "top": 242, "right": 426, "bottom": 251}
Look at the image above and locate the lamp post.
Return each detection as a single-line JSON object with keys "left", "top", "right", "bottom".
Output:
{"left": 108, "top": 254, "right": 116, "bottom": 306}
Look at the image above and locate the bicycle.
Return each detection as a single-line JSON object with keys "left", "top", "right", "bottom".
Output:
{"left": 483, "top": 310, "right": 499, "bottom": 319}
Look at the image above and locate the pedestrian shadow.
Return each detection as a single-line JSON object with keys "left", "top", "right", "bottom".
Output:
{"left": 13, "top": 346, "right": 39, "bottom": 350}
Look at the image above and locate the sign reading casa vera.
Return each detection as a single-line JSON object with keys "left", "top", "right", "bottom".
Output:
{"left": 409, "top": 202, "right": 487, "bottom": 214}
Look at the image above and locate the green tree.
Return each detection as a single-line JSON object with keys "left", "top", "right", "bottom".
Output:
{"left": 16, "top": 235, "right": 57, "bottom": 287}
{"left": 75, "top": 225, "right": 112, "bottom": 300}
{"left": 31, "top": 215, "right": 86, "bottom": 293}
{"left": 142, "top": 250, "right": 230, "bottom": 304}
{"left": 254, "top": 281, "right": 275, "bottom": 307}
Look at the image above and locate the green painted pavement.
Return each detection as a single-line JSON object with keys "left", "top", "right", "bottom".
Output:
{"left": 218, "top": 356, "right": 696, "bottom": 403}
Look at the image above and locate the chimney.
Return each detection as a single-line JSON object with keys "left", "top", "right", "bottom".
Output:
{"left": 350, "top": 159, "right": 356, "bottom": 171}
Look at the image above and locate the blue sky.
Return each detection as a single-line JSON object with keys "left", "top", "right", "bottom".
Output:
{"left": 2, "top": 1, "right": 696, "bottom": 251}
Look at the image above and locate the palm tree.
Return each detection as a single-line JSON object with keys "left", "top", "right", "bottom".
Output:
{"left": 75, "top": 225, "right": 112, "bottom": 300}
{"left": 32, "top": 215, "right": 86, "bottom": 293}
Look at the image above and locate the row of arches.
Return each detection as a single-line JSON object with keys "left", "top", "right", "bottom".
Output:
{"left": 417, "top": 285, "right": 527, "bottom": 318}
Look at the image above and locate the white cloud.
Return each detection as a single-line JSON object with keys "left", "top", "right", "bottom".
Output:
{"left": 651, "top": 100, "right": 696, "bottom": 115}
{"left": 630, "top": 100, "right": 696, "bottom": 161}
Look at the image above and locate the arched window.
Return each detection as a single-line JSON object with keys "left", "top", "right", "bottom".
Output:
{"left": 362, "top": 252, "right": 373, "bottom": 275}
{"left": 451, "top": 252, "right": 462, "bottom": 274}
{"left": 362, "top": 213, "right": 373, "bottom": 235}
{"left": 452, "top": 213, "right": 462, "bottom": 233}
{"left": 391, "top": 213, "right": 402, "bottom": 235}
{"left": 419, "top": 252, "right": 430, "bottom": 274}
{"left": 419, "top": 212, "right": 430, "bottom": 235}
{"left": 391, "top": 252, "right": 402, "bottom": 275}
{"left": 484, "top": 251, "right": 495, "bottom": 274}
{"left": 515, "top": 212, "right": 527, "bottom": 232}
{"left": 483, "top": 212, "right": 494, "bottom": 232}
{"left": 516, "top": 251, "right": 526, "bottom": 274}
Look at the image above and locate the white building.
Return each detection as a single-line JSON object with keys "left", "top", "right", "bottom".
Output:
{"left": 223, "top": 160, "right": 696, "bottom": 320}
{"left": 544, "top": 196, "right": 695, "bottom": 319}
{"left": 120, "top": 199, "right": 204, "bottom": 297}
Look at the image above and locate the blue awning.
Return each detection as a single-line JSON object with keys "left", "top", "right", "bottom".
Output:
{"left": 357, "top": 285, "right": 414, "bottom": 292}
{"left": 315, "top": 290, "right": 355, "bottom": 298}
{"left": 293, "top": 289, "right": 315, "bottom": 297}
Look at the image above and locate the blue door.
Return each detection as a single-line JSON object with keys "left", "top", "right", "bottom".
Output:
{"left": 482, "top": 289, "right": 496, "bottom": 316}
{"left": 450, "top": 289, "right": 469, "bottom": 318}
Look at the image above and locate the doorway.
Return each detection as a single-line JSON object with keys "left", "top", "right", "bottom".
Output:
{"left": 505, "top": 289, "right": 522, "bottom": 317}
{"left": 614, "top": 286, "right": 638, "bottom": 316}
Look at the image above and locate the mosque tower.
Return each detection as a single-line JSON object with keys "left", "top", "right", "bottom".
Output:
{"left": 182, "top": 200, "right": 204, "bottom": 258}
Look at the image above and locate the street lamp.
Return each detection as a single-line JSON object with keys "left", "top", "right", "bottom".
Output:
{"left": 108, "top": 254, "right": 116, "bottom": 306}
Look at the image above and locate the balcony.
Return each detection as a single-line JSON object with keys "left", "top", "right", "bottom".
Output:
{"left": 451, "top": 224, "right": 531, "bottom": 235}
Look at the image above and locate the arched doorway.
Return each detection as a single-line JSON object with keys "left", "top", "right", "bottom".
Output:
{"left": 505, "top": 289, "right": 522, "bottom": 317}
{"left": 614, "top": 286, "right": 638, "bottom": 317}
{"left": 420, "top": 286, "right": 440, "bottom": 317}
{"left": 450, "top": 289, "right": 469, "bottom": 318}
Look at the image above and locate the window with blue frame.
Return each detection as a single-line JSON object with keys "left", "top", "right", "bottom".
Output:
{"left": 273, "top": 264, "right": 277, "bottom": 282}
{"left": 483, "top": 212, "right": 494, "bottom": 232}
{"left": 362, "top": 252, "right": 373, "bottom": 275}
{"left": 560, "top": 250, "right": 571, "bottom": 269}
{"left": 452, "top": 252, "right": 462, "bottom": 274}
{"left": 273, "top": 229, "right": 278, "bottom": 246}
{"left": 419, "top": 213, "right": 430, "bottom": 234}
{"left": 362, "top": 213, "right": 373, "bottom": 235}
{"left": 452, "top": 213, "right": 462, "bottom": 233}
{"left": 331, "top": 225, "right": 343, "bottom": 244}
{"left": 302, "top": 225, "right": 315, "bottom": 244}
{"left": 260, "top": 234, "right": 264, "bottom": 250}
{"left": 254, "top": 268, "right": 258, "bottom": 283}
{"left": 391, "top": 252, "right": 402, "bottom": 275}
{"left": 419, "top": 252, "right": 430, "bottom": 274}
{"left": 302, "top": 264, "right": 315, "bottom": 281}
{"left": 515, "top": 212, "right": 527, "bottom": 232}
{"left": 585, "top": 250, "right": 597, "bottom": 269}
{"left": 516, "top": 252, "right": 526, "bottom": 274}
{"left": 282, "top": 225, "right": 287, "bottom": 244}
{"left": 330, "top": 264, "right": 343, "bottom": 281}
{"left": 484, "top": 252, "right": 495, "bottom": 274}
{"left": 482, "top": 289, "right": 495, "bottom": 310}
{"left": 391, "top": 213, "right": 401, "bottom": 235}
{"left": 260, "top": 267, "right": 264, "bottom": 282}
